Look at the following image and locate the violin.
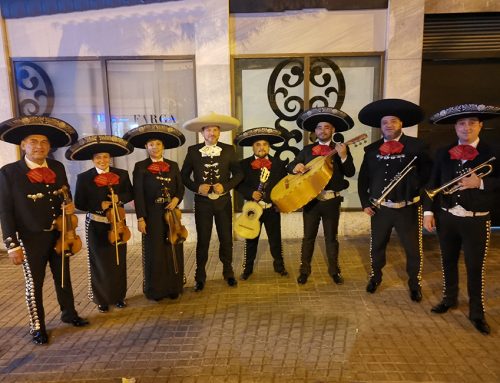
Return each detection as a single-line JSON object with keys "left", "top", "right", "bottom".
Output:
{"left": 162, "top": 187, "right": 188, "bottom": 274}
{"left": 54, "top": 185, "right": 82, "bottom": 257}
{"left": 54, "top": 185, "right": 82, "bottom": 288}
{"left": 106, "top": 186, "right": 131, "bottom": 266}
{"left": 165, "top": 207, "right": 188, "bottom": 245}
{"left": 106, "top": 186, "right": 131, "bottom": 246}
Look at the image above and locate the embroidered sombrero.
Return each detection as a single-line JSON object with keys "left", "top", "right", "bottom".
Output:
{"left": 182, "top": 112, "right": 240, "bottom": 132}
{"left": 358, "top": 99, "right": 424, "bottom": 128}
{"left": 296, "top": 107, "right": 354, "bottom": 132}
{"left": 430, "top": 104, "right": 500, "bottom": 124}
{"left": 234, "top": 127, "right": 285, "bottom": 146}
{"left": 65, "top": 135, "right": 134, "bottom": 160}
{"left": 0, "top": 116, "right": 78, "bottom": 147}
{"left": 123, "top": 124, "right": 186, "bottom": 149}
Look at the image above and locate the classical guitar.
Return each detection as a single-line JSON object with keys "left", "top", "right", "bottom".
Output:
{"left": 271, "top": 134, "right": 367, "bottom": 213}
{"left": 234, "top": 167, "right": 270, "bottom": 239}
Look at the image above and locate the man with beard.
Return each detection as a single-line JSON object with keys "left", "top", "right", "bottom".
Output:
{"left": 234, "top": 127, "right": 288, "bottom": 280}
{"left": 358, "top": 99, "right": 432, "bottom": 302}
{"left": 288, "top": 107, "right": 355, "bottom": 285}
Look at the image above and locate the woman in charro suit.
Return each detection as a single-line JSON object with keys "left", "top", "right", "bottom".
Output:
{"left": 68, "top": 135, "right": 134, "bottom": 313}
{"left": 123, "top": 124, "right": 186, "bottom": 301}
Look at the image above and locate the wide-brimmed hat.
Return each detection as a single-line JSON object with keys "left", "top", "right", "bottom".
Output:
{"left": 123, "top": 124, "right": 186, "bottom": 149}
{"left": 430, "top": 104, "right": 500, "bottom": 124}
{"left": 182, "top": 112, "right": 240, "bottom": 132}
{"left": 234, "top": 127, "right": 285, "bottom": 147}
{"left": 65, "top": 135, "right": 134, "bottom": 161}
{"left": 358, "top": 99, "right": 424, "bottom": 128}
{"left": 0, "top": 116, "right": 78, "bottom": 147}
{"left": 296, "top": 107, "right": 354, "bottom": 132}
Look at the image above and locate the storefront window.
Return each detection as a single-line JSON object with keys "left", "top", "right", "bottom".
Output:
{"left": 233, "top": 54, "right": 382, "bottom": 208}
{"left": 12, "top": 57, "right": 196, "bottom": 209}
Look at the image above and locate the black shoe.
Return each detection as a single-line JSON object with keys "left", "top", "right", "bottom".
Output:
{"left": 431, "top": 301, "right": 457, "bottom": 314}
{"left": 410, "top": 287, "right": 422, "bottom": 302}
{"left": 470, "top": 318, "right": 491, "bottom": 335}
{"left": 32, "top": 330, "right": 49, "bottom": 345}
{"left": 168, "top": 293, "right": 179, "bottom": 300}
{"left": 297, "top": 273, "right": 308, "bottom": 285}
{"left": 240, "top": 271, "right": 252, "bottom": 280}
{"left": 366, "top": 279, "right": 380, "bottom": 293}
{"left": 98, "top": 305, "right": 109, "bottom": 313}
{"left": 63, "top": 316, "right": 89, "bottom": 327}
{"left": 332, "top": 273, "right": 344, "bottom": 285}
{"left": 227, "top": 277, "right": 238, "bottom": 287}
{"left": 276, "top": 269, "right": 289, "bottom": 277}
{"left": 194, "top": 281, "right": 204, "bottom": 292}
{"left": 115, "top": 301, "right": 127, "bottom": 308}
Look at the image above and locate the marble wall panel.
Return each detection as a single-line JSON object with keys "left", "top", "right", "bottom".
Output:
{"left": 231, "top": 9, "right": 387, "bottom": 55}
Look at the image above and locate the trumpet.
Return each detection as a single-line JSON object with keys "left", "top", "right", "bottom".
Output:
{"left": 370, "top": 156, "right": 417, "bottom": 208}
{"left": 425, "top": 156, "right": 496, "bottom": 200}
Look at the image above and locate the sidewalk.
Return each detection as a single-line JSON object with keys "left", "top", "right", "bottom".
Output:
{"left": 0, "top": 233, "right": 499, "bottom": 383}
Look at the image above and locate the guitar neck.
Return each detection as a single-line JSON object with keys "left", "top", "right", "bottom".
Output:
{"left": 324, "top": 134, "right": 368, "bottom": 159}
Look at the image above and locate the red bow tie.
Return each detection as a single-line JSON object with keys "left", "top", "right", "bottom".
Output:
{"left": 312, "top": 144, "right": 332, "bottom": 156}
{"left": 379, "top": 141, "right": 404, "bottom": 156}
{"left": 147, "top": 161, "right": 170, "bottom": 174}
{"left": 94, "top": 172, "right": 120, "bottom": 187}
{"left": 26, "top": 167, "right": 56, "bottom": 184}
{"left": 251, "top": 158, "right": 272, "bottom": 170}
{"left": 449, "top": 144, "right": 479, "bottom": 161}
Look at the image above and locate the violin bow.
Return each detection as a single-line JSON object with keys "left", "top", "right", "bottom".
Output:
{"left": 109, "top": 186, "right": 120, "bottom": 266}
{"left": 163, "top": 187, "right": 179, "bottom": 274}
{"left": 61, "top": 197, "right": 66, "bottom": 288}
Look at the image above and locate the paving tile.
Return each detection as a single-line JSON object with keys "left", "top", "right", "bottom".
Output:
{"left": 0, "top": 233, "right": 499, "bottom": 382}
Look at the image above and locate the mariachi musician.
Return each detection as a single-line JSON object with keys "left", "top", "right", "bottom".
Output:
{"left": 181, "top": 112, "right": 243, "bottom": 292}
{"left": 423, "top": 104, "right": 500, "bottom": 335}
{"left": 358, "top": 99, "right": 432, "bottom": 302}
{"left": 234, "top": 127, "right": 288, "bottom": 280}
{"left": 0, "top": 116, "right": 89, "bottom": 345}
{"left": 69, "top": 135, "right": 134, "bottom": 313}
{"left": 287, "top": 107, "right": 355, "bottom": 285}
{"left": 124, "top": 124, "right": 186, "bottom": 301}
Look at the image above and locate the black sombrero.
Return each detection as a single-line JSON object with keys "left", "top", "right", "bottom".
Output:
{"left": 296, "top": 107, "right": 354, "bottom": 132}
{"left": 0, "top": 116, "right": 78, "bottom": 147}
{"left": 234, "top": 127, "right": 285, "bottom": 147}
{"left": 430, "top": 104, "right": 500, "bottom": 124}
{"left": 358, "top": 99, "right": 424, "bottom": 128}
{"left": 123, "top": 124, "right": 186, "bottom": 149}
{"left": 65, "top": 135, "right": 134, "bottom": 161}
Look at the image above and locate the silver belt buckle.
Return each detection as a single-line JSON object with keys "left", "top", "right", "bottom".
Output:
{"left": 208, "top": 192, "right": 220, "bottom": 200}
{"left": 444, "top": 205, "right": 488, "bottom": 217}
{"left": 88, "top": 213, "right": 110, "bottom": 224}
{"left": 317, "top": 190, "right": 337, "bottom": 201}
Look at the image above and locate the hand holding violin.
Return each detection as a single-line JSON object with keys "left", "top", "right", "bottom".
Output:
{"left": 64, "top": 201, "right": 75, "bottom": 215}
{"left": 166, "top": 197, "right": 179, "bottom": 211}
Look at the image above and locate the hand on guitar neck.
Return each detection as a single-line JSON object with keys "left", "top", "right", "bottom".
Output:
{"left": 293, "top": 142, "right": 348, "bottom": 175}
